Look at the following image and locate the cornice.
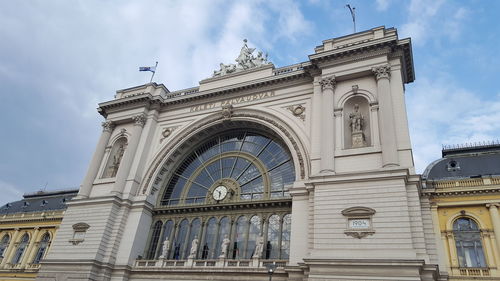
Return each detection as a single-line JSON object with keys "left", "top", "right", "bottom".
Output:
{"left": 421, "top": 186, "right": 500, "bottom": 197}
{"left": 97, "top": 70, "right": 310, "bottom": 117}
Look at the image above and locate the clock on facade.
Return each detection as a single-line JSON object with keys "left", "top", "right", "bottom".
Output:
{"left": 212, "top": 185, "right": 228, "bottom": 201}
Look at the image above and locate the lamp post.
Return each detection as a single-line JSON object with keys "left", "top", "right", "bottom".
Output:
{"left": 266, "top": 263, "right": 276, "bottom": 281}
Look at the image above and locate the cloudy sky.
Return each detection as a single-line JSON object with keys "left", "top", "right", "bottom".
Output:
{"left": 1, "top": 0, "right": 499, "bottom": 206}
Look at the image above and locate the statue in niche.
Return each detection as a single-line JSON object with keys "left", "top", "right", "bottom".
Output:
{"left": 188, "top": 236, "right": 199, "bottom": 259}
{"left": 219, "top": 234, "right": 230, "bottom": 258}
{"left": 107, "top": 144, "right": 125, "bottom": 177}
{"left": 252, "top": 235, "right": 264, "bottom": 258}
{"left": 349, "top": 104, "right": 367, "bottom": 148}
{"left": 159, "top": 238, "right": 170, "bottom": 259}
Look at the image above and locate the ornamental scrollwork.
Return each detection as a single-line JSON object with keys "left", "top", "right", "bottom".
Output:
{"left": 372, "top": 64, "right": 391, "bottom": 80}
{"left": 319, "top": 75, "right": 336, "bottom": 91}
{"left": 101, "top": 121, "right": 115, "bottom": 132}
{"left": 132, "top": 113, "right": 147, "bottom": 127}
{"left": 286, "top": 104, "right": 306, "bottom": 121}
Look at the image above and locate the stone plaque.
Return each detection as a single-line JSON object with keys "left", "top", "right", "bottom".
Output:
{"left": 349, "top": 218, "right": 370, "bottom": 229}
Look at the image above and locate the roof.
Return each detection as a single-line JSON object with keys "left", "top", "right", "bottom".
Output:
{"left": 0, "top": 189, "right": 78, "bottom": 215}
{"left": 422, "top": 143, "right": 500, "bottom": 182}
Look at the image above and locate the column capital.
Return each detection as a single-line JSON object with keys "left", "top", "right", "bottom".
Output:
{"left": 372, "top": 64, "right": 391, "bottom": 80}
{"left": 319, "top": 75, "right": 336, "bottom": 91}
{"left": 101, "top": 121, "right": 115, "bottom": 132}
{"left": 486, "top": 203, "right": 500, "bottom": 209}
{"left": 132, "top": 113, "right": 147, "bottom": 127}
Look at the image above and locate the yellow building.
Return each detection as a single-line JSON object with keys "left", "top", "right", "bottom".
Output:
{"left": 422, "top": 143, "right": 500, "bottom": 280}
{"left": 0, "top": 189, "right": 77, "bottom": 281}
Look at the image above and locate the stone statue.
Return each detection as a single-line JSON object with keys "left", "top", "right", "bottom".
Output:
{"left": 349, "top": 104, "right": 367, "bottom": 148}
{"left": 219, "top": 234, "right": 230, "bottom": 258}
{"left": 107, "top": 144, "right": 125, "bottom": 177}
{"left": 188, "top": 236, "right": 199, "bottom": 259}
{"left": 212, "top": 39, "right": 271, "bottom": 77}
{"left": 159, "top": 238, "right": 170, "bottom": 259}
{"left": 252, "top": 235, "right": 264, "bottom": 258}
{"left": 349, "top": 104, "right": 364, "bottom": 132}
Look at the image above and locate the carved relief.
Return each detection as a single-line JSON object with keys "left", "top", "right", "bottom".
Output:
{"left": 221, "top": 104, "right": 233, "bottom": 120}
{"left": 286, "top": 104, "right": 306, "bottom": 121}
{"left": 212, "top": 39, "right": 271, "bottom": 77}
{"left": 132, "top": 113, "right": 147, "bottom": 127}
{"left": 160, "top": 126, "right": 179, "bottom": 143}
{"left": 101, "top": 121, "right": 114, "bottom": 132}
{"left": 319, "top": 75, "right": 336, "bottom": 91}
{"left": 372, "top": 64, "right": 391, "bottom": 80}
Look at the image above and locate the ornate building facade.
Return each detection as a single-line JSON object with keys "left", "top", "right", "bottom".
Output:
{"left": 36, "top": 26, "right": 446, "bottom": 280}
{"left": 0, "top": 189, "right": 77, "bottom": 280}
{"left": 422, "top": 143, "right": 500, "bottom": 280}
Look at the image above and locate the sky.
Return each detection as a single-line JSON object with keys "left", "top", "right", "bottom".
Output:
{"left": 0, "top": 0, "right": 499, "bottom": 206}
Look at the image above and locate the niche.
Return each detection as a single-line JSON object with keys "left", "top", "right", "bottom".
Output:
{"left": 102, "top": 137, "right": 127, "bottom": 178}
{"left": 343, "top": 96, "right": 371, "bottom": 148}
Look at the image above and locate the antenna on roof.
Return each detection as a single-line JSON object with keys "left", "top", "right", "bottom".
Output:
{"left": 43, "top": 182, "right": 48, "bottom": 191}
{"left": 345, "top": 4, "right": 356, "bottom": 33}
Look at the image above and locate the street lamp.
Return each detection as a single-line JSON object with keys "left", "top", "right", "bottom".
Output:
{"left": 266, "top": 263, "right": 276, "bottom": 281}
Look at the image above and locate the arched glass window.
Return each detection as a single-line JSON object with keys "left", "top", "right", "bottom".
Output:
{"left": 266, "top": 215, "right": 280, "bottom": 259}
{"left": 185, "top": 218, "right": 201, "bottom": 259}
{"left": 32, "top": 233, "right": 51, "bottom": 264}
{"left": 161, "top": 220, "right": 174, "bottom": 245}
{"left": 280, "top": 214, "right": 291, "bottom": 259}
{"left": 11, "top": 233, "right": 29, "bottom": 264}
{"left": 146, "top": 221, "right": 162, "bottom": 259}
{"left": 215, "top": 217, "right": 230, "bottom": 258}
{"left": 202, "top": 218, "right": 217, "bottom": 259}
{"left": 234, "top": 216, "right": 248, "bottom": 259}
{"left": 0, "top": 234, "right": 10, "bottom": 258}
{"left": 453, "top": 218, "right": 487, "bottom": 268}
{"left": 160, "top": 132, "right": 295, "bottom": 206}
{"left": 247, "top": 216, "right": 261, "bottom": 259}
{"left": 173, "top": 219, "right": 189, "bottom": 260}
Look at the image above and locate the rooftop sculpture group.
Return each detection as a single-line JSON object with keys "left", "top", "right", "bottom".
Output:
{"left": 213, "top": 39, "right": 271, "bottom": 77}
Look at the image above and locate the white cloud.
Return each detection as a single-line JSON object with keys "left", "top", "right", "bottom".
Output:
{"left": 376, "top": 0, "right": 390, "bottom": 11}
{"left": 407, "top": 75, "right": 500, "bottom": 173}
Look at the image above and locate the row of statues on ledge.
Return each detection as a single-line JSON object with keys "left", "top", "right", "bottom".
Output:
{"left": 158, "top": 234, "right": 265, "bottom": 260}
{"left": 213, "top": 39, "right": 271, "bottom": 77}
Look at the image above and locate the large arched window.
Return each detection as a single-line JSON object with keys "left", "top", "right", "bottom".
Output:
{"left": 11, "top": 233, "right": 29, "bottom": 264}
{"left": 0, "top": 234, "right": 10, "bottom": 258}
{"left": 160, "top": 131, "right": 295, "bottom": 206}
{"left": 146, "top": 221, "right": 162, "bottom": 259}
{"left": 453, "top": 217, "right": 487, "bottom": 268}
{"left": 33, "top": 233, "right": 51, "bottom": 264}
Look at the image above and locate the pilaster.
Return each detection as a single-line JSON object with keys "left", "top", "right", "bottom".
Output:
{"left": 319, "top": 75, "right": 336, "bottom": 174}
{"left": 310, "top": 76, "right": 322, "bottom": 175}
{"left": 487, "top": 203, "right": 500, "bottom": 254}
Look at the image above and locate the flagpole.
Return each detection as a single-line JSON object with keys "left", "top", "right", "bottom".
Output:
{"left": 150, "top": 61, "right": 158, "bottom": 83}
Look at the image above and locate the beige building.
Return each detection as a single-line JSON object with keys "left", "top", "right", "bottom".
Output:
{"left": 37, "top": 26, "right": 446, "bottom": 280}
{"left": 422, "top": 143, "right": 500, "bottom": 280}
{"left": 0, "top": 189, "right": 77, "bottom": 281}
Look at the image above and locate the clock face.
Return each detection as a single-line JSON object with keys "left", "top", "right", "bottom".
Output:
{"left": 213, "top": 185, "right": 228, "bottom": 201}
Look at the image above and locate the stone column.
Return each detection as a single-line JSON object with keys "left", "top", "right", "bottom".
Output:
{"left": 319, "top": 75, "right": 336, "bottom": 173}
{"left": 1, "top": 228, "right": 20, "bottom": 266}
{"left": 446, "top": 231, "right": 459, "bottom": 268}
{"left": 112, "top": 113, "right": 147, "bottom": 194}
{"left": 79, "top": 121, "right": 114, "bottom": 198}
{"left": 20, "top": 227, "right": 40, "bottom": 267}
{"left": 430, "top": 204, "right": 449, "bottom": 271}
{"left": 487, "top": 203, "right": 500, "bottom": 254}
{"left": 481, "top": 232, "right": 497, "bottom": 269}
{"left": 310, "top": 76, "right": 323, "bottom": 175}
{"left": 288, "top": 182, "right": 309, "bottom": 265}
{"left": 372, "top": 65, "right": 398, "bottom": 167}
{"left": 369, "top": 103, "right": 381, "bottom": 147}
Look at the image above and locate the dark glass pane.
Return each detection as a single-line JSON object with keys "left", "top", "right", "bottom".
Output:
{"left": 281, "top": 214, "right": 291, "bottom": 259}
{"left": 147, "top": 221, "right": 162, "bottom": 259}
{"left": 234, "top": 216, "right": 248, "bottom": 259}
{"left": 173, "top": 219, "right": 189, "bottom": 260}
{"left": 266, "top": 215, "right": 280, "bottom": 259}
{"left": 215, "top": 217, "right": 230, "bottom": 257}
{"left": 203, "top": 218, "right": 217, "bottom": 259}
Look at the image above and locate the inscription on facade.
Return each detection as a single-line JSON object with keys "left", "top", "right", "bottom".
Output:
{"left": 348, "top": 218, "right": 370, "bottom": 229}
{"left": 190, "top": 91, "right": 275, "bottom": 112}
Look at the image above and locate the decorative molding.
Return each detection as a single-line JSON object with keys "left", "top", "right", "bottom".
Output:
{"left": 286, "top": 105, "right": 306, "bottom": 121}
{"left": 132, "top": 113, "right": 147, "bottom": 127}
{"left": 372, "top": 64, "right": 391, "bottom": 80}
{"left": 319, "top": 75, "right": 336, "bottom": 91}
{"left": 101, "top": 121, "right": 115, "bottom": 132}
{"left": 69, "top": 222, "right": 90, "bottom": 245}
{"left": 342, "top": 206, "right": 376, "bottom": 239}
{"left": 344, "top": 230, "right": 375, "bottom": 239}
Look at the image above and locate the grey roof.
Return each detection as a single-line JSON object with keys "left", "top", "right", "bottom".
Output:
{"left": 422, "top": 144, "right": 500, "bottom": 181}
{"left": 0, "top": 189, "right": 78, "bottom": 215}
